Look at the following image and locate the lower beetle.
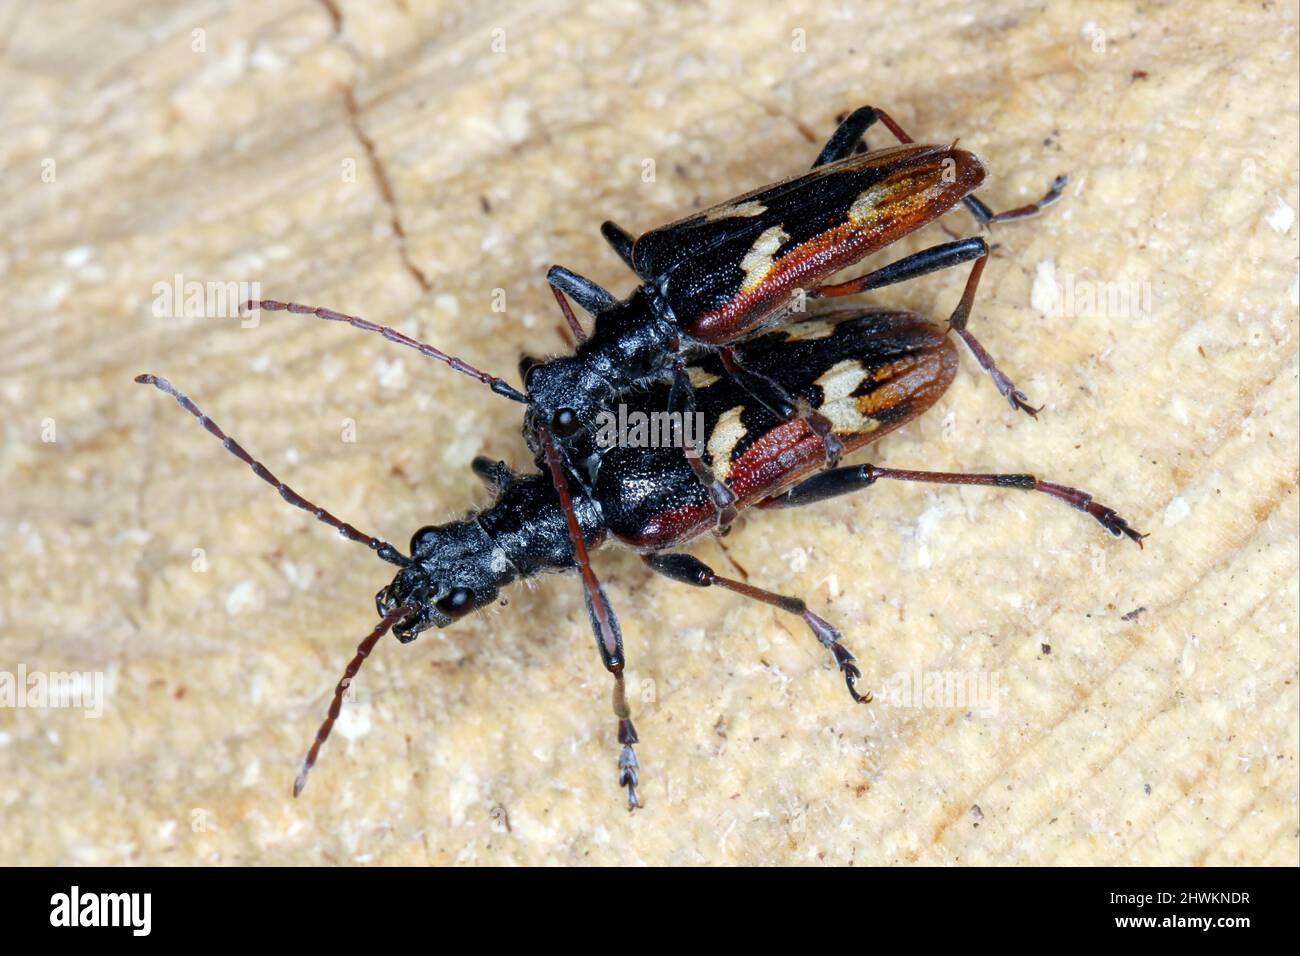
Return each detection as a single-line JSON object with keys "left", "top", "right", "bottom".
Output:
{"left": 137, "top": 306, "right": 1141, "bottom": 808}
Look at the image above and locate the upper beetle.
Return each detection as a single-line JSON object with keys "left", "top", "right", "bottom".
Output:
{"left": 247, "top": 105, "right": 1065, "bottom": 511}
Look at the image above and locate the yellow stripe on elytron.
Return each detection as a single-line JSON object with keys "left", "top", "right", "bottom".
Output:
{"left": 687, "top": 366, "right": 721, "bottom": 389}
{"left": 814, "top": 359, "right": 877, "bottom": 434}
{"left": 738, "top": 225, "right": 789, "bottom": 293}
{"left": 704, "top": 200, "right": 768, "bottom": 222}
{"left": 706, "top": 405, "right": 748, "bottom": 482}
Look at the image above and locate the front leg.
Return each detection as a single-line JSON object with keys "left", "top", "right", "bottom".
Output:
{"left": 600, "top": 221, "right": 639, "bottom": 273}
{"left": 538, "top": 429, "right": 642, "bottom": 809}
{"left": 546, "top": 266, "right": 620, "bottom": 346}
{"left": 643, "top": 553, "right": 870, "bottom": 704}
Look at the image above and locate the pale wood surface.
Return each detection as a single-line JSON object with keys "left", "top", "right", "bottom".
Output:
{"left": 0, "top": 0, "right": 1296, "bottom": 865}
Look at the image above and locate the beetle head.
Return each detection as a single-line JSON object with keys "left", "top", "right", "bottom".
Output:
{"left": 374, "top": 520, "right": 508, "bottom": 643}
{"left": 521, "top": 354, "right": 614, "bottom": 462}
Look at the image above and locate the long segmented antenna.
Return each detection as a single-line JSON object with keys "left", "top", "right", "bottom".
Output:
{"left": 243, "top": 299, "right": 527, "bottom": 403}
{"left": 135, "top": 374, "right": 409, "bottom": 567}
{"left": 294, "top": 601, "right": 418, "bottom": 797}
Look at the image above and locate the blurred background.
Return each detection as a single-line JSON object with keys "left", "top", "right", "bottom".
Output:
{"left": 0, "top": 0, "right": 1296, "bottom": 865}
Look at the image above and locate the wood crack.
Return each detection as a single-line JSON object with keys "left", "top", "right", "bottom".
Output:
{"left": 341, "top": 87, "right": 432, "bottom": 293}
{"left": 318, "top": 0, "right": 431, "bottom": 293}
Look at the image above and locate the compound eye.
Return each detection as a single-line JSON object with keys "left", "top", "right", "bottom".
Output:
{"left": 550, "top": 407, "right": 580, "bottom": 437}
{"left": 435, "top": 587, "right": 475, "bottom": 619}
{"left": 409, "top": 526, "right": 437, "bottom": 554}
{"left": 519, "top": 354, "right": 543, "bottom": 385}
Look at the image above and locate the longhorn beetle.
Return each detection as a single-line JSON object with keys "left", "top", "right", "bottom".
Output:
{"left": 244, "top": 104, "right": 1064, "bottom": 562}
{"left": 137, "top": 306, "right": 1143, "bottom": 809}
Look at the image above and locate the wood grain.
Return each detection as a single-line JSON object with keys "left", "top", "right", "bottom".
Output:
{"left": 0, "top": 0, "right": 1295, "bottom": 865}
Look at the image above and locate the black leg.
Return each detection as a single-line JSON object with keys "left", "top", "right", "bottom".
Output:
{"left": 547, "top": 266, "right": 621, "bottom": 346}
{"left": 599, "top": 221, "right": 638, "bottom": 272}
{"left": 964, "top": 175, "right": 1068, "bottom": 226}
{"left": 643, "top": 553, "right": 870, "bottom": 703}
{"left": 547, "top": 265, "right": 616, "bottom": 317}
{"left": 718, "top": 347, "right": 843, "bottom": 466}
{"left": 812, "top": 106, "right": 879, "bottom": 168}
{"left": 760, "top": 463, "right": 1146, "bottom": 545}
{"left": 471, "top": 456, "right": 514, "bottom": 495}
{"left": 811, "top": 238, "right": 1038, "bottom": 416}
{"left": 810, "top": 237, "right": 987, "bottom": 297}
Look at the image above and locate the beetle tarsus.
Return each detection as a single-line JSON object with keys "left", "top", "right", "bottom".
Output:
{"left": 618, "top": 718, "right": 641, "bottom": 811}
{"left": 997, "top": 375, "right": 1042, "bottom": 418}
{"left": 807, "top": 611, "right": 873, "bottom": 704}
{"left": 952, "top": 325, "right": 1040, "bottom": 418}
{"left": 648, "top": 554, "right": 869, "bottom": 706}
{"left": 1090, "top": 503, "right": 1148, "bottom": 547}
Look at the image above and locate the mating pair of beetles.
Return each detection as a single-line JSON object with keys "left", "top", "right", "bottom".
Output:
{"left": 139, "top": 105, "right": 1144, "bottom": 809}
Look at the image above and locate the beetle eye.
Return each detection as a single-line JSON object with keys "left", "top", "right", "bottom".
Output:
{"left": 435, "top": 587, "right": 475, "bottom": 619}
{"left": 409, "top": 526, "right": 437, "bottom": 554}
{"left": 551, "top": 407, "right": 579, "bottom": 436}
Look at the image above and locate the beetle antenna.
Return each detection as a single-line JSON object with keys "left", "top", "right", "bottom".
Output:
{"left": 135, "top": 373, "right": 410, "bottom": 567}
{"left": 242, "top": 299, "right": 528, "bottom": 403}
{"left": 294, "top": 601, "right": 419, "bottom": 797}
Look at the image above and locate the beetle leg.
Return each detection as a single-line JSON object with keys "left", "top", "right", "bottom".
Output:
{"left": 643, "top": 553, "right": 870, "bottom": 704}
{"left": 718, "top": 347, "right": 843, "bottom": 466}
{"left": 964, "top": 174, "right": 1068, "bottom": 226}
{"left": 810, "top": 238, "right": 1038, "bottom": 416}
{"left": 547, "top": 266, "right": 621, "bottom": 340}
{"left": 539, "top": 429, "right": 643, "bottom": 810}
{"left": 810, "top": 237, "right": 987, "bottom": 298}
{"left": 612, "top": 667, "right": 641, "bottom": 812}
{"left": 812, "top": 106, "right": 880, "bottom": 167}
{"left": 943, "top": 253, "right": 1041, "bottom": 416}
{"left": 670, "top": 360, "right": 739, "bottom": 529}
{"left": 599, "top": 221, "right": 639, "bottom": 273}
{"left": 548, "top": 284, "right": 588, "bottom": 345}
{"left": 759, "top": 464, "right": 1147, "bottom": 546}
{"left": 471, "top": 456, "right": 515, "bottom": 495}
